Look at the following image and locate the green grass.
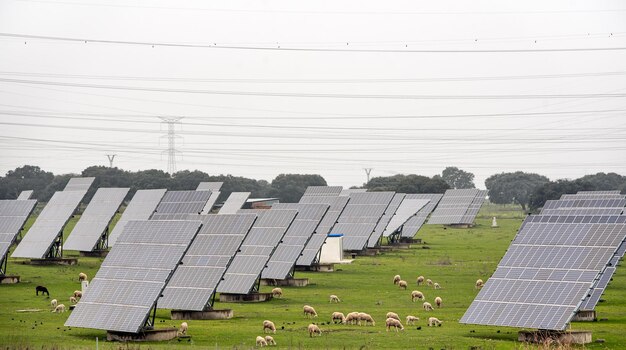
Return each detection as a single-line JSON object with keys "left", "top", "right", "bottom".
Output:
{"left": 1, "top": 212, "right": 624, "bottom": 349}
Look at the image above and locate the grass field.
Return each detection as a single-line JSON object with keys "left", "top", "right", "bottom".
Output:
{"left": 1, "top": 209, "right": 624, "bottom": 349}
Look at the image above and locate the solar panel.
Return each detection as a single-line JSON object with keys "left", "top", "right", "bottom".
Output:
{"left": 65, "top": 220, "right": 201, "bottom": 333}
{"left": 302, "top": 186, "right": 343, "bottom": 197}
{"left": 108, "top": 189, "right": 166, "bottom": 246}
{"left": 196, "top": 182, "right": 223, "bottom": 191}
{"left": 64, "top": 177, "right": 95, "bottom": 192}
{"left": 151, "top": 190, "right": 213, "bottom": 219}
{"left": 159, "top": 214, "right": 257, "bottom": 310}
{"left": 561, "top": 191, "right": 625, "bottom": 200}
{"left": 217, "top": 210, "right": 297, "bottom": 294}
{"left": 428, "top": 189, "right": 485, "bottom": 225}
{"left": 541, "top": 199, "right": 625, "bottom": 216}
{"left": 461, "top": 215, "right": 626, "bottom": 330}
{"left": 579, "top": 266, "right": 617, "bottom": 310}
{"left": 63, "top": 188, "right": 130, "bottom": 252}
{"left": 383, "top": 199, "right": 430, "bottom": 238}
{"left": 367, "top": 193, "right": 406, "bottom": 248}
{"left": 0, "top": 199, "right": 37, "bottom": 273}
{"left": 330, "top": 192, "right": 395, "bottom": 251}
{"left": 218, "top": 192, "right": 251, "bottom": 214}
{"left": 340, "top": 188, "right": 367, "bottom": 197}
{"left": 12, "top": 190, "right": 87, "bottom": 259}
{"left": 17, "top": 190, "right": 33, "bottom": 200}
{"left": 399, "top": 194, "right": 443, "bottom": 238}
{"left": 297, "top": 195, "right": 350, "bottom": 266}
{"left": 262, "top": 203, "right": 329, "bottom": 279}
{"left": 460, "top": 190, "right": 488, "bottom": 224}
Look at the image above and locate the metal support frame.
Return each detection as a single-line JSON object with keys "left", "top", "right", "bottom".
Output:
{"left": 0, "top": 256, "right": 7, "bottom": 276}
{"left": 94, "top": 227, "right": 109, "bottom": 251}
{"left": 288, "top": 266, "right": 296, "bottom": 279}
{"left": 45, "top": 232, "right": 63, "bottom": 259}
{"left": 144, "top": 301, "right": 159, "bottom": 330}
{"left": 252, "top": 278, "right": 261, "bottom": 293}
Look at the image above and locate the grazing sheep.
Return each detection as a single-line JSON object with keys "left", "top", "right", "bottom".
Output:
{"left": 416, "top": 276, "right": 424, "bottom": 285}
{"left": 423, "top": 302, "right": 434, "bottom": 311}
{"left": 50, "top": 299, "right": 58, "bottom": 309}
{"left": 411, "top": 290, "right": 424, "bottom": 302}
{"left": 271, "top": 287, "right": 283, "bottom": 298}
{"left": 475, "top": 279, "right": 484, "bottom": 289}
{"left": 303, "top": 305, "right": 318, "bottom": 318}
{"left": 263, "top": 320, "right": 276, "bottom": 334}
{"left": 179, "top": 322, "right": 188, "bottom": 335}
{"left": 345, "top": 312, "right": 360, "bottom": 325}
{"left": 435, "top": 296, "right": 442, "bottom": 308}
{"left": 329, "top": 294, "right": 341, "bottom": 303}
{"left": 69, "top": 296, "right": 77, "bottom": 304}
{"left": 393, "top": 275, "right": 401, "bottom": 285}
{"left": 256, "top": 335, "right": 268, "bottom": 347}
{"left": 357, "top": 312, "right": 375, "bottom": 326}
{"left": 385, "top": 317, "right": 404, "bottom": 332}
{"left": 52, "top": 304, "right": 66, "bottom": 313}
{"left": 264, "top": 335, "right": 276, "bottom": 346}
{"left": 434, "top": 282, "right": 441, "bottom": 289}
{"left": 398, "top": 280, "right": 408, "bottom": 290}
{"left": 405, "top": 315, "right": 419, "bottom": 325}
{"left": 73, "top": 290, "right": 82, "bottom": 298}
{"left": 428, "top": 317, "right": 443, "bottom": 327}
{"left": 308, "top": 323, "right": 322, "bottom": 337}
{"left": 78, "top": 272, "right": 87, "bottom": 282}
{"left": 426, "top": 279, "right": 433, "bottom": 287}
{"left": 35, "top": 286, "right": 49, "bottom": 296}
{"left": 385, "top": 312, "right": 400, "bottom": 321}
{"left": 331, "top": 312, "right": 346, "bottom": 324}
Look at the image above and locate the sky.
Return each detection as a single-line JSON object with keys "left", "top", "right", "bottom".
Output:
{"left": 0, "top": 0, "right": 625, "bottom": 189}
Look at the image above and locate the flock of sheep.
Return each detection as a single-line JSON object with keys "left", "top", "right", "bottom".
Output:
{"left": 44, "top": 272, "right": 88, "bottom": 314}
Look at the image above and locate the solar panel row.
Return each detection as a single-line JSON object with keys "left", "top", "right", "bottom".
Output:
{"left": 0, "top": 199, "right": 37, "bottom": 272}
{"left": 64, "top": 177, "right": 95, "bottom": 192}
{"left": 383, "top": 198, "right": 430, "bottom": 238}
{"left": 367, "top": 193, "right": 405, "bottom": 248}
{"left": 108, "top": 189, "right": 166, "bottom": 246}
{"left": 151, "top": 190, "right": 213, "bottom": 219}
{"left": 218, "top": 192, "right": 251, "bottom": 215}
{"left": 428, "top": 189, "right": 484, "bottom": 225}
{"left": 399, "top": 194, "right": 443, "bottom": 238}
{"left": 17, "top": 190, "right": 33, "bottom": 200}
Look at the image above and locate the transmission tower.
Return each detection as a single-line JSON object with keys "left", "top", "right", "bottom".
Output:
{"left": 364, "top": 168, "right": 373, "bottom": 184}
{"left": 106, "top": 154, "right": 116, "bottom": 168}
{"left": 159, "top": 117, "right": 183, "bottom": 174}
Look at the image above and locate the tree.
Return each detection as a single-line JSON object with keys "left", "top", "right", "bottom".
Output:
{"left": 0, "top": 165, "right": 55, "bottom": 200}
{"left": 170, "top": 170, "right": 211, "bottom": 190}
{"left": 365, "top": 174, "right": 449, "bottom": 193}
{"left": 578, "top": 172, "right": 626, "bottom": 192}
{"left": 81, "top": 166, "right": 133, "bottom": 203}
{"left": 485, "top": 171, "right": 549, "bottom": 211}
{"left": 440, "top": 167, "right": 475, "bottom": 189}
{"left": 529, "top": 179, "right": 595, "bottom": 211}
{"left": 270, "top": 174, "right": 327, "bottom": 203}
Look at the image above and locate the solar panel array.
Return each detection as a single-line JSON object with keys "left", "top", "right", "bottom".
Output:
{"left": 159, "top": 214, "right": 257, "bottom": 310}
{"left": 217, "top": 210, "right": 297, "bottom": 294}
{"left": 561, "top": 191, "right": 625, "bottom": 200}
{"left": 0, "top": 199, "right": 37, "bottom": 272}
{"left": 262, "top": 203, "right": 329, "bottom": 279}
{"left": 330, "top": 191, "right": 395, "bottom": 251}
{"left": 461, "top": 215, "right": 626, "bottom": 330}
{"left": 65, "top": 220, "right": 202, "bottom": 333}
{"left": 17, "top": 190, "right": 33, "bottom": 200}
{"left": 63, "top": 188, "right": 130, "bottom": 252}
{"left": 218, "top": 192, "right": 251, "bottom": 214}
{"left": 12, "top": 190, "right": 87, "bottom": 259}
{"left": 297, "top": 194, "right": 350, "bottom": 266}
{"left": 399, "top": 194, "right": 443, "bottom": 238}
{"left": 151, "top": 190, "right": 212, "bottom": 220}
{"left": 540, "top": 198, "right": 626, "bottom": 216}
{"left": 64, "top": 177, "right": 95, "bottom": 192}
{"left": 340, "top": 188, "right": 367, "bottom": 197}
{"left": 302, "top": 186, "right": 343, "bottom": 197}
{"left": 196, "top": 182, "right": 224, "bottom": 191}
{"left": 367, "top": 193, "right": 405, "bottom": 248}
{"left": 428, "top": 189, "right": 486, "bottom": 225}
{"left": 383, "top": 198, "right": 430, "bottom": 238}
{"left": 108, "top": 189, "right": 166, "bottom": 246}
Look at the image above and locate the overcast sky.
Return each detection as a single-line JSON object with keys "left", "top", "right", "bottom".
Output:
{"left": 1, "top": 0, "right": 625, "bottom": 188}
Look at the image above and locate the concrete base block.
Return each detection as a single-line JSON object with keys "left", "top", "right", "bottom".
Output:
{"left": 295, "top": 264, "right": 335, "bottom": 272}
{"left": 79, "top": 250, "right": 108, "bottom": 257}
{"left": 171, "top": 309, "right": 233, "bottom": 320}
{"left": 260, "top": 278, "right": 309, "bottom": 287}
{"left": 0, "top": 275, "right": 20, "bottom": 284}
{"left": 572, "top": 310, "right": 597, "bottom": 322}
{"left": 29, "top": 258, "right": 78, "bottom": 266}
{"left": 364, "top": 249, "right": 380, "bottom": 256}
{"left": 446, "top": 224, "right": 473, "bottom": 229}
{"left": 106, "top": 328, "right": 178, "bottom": 342}
{"left": 518, "top": 330, "right": 592, "bottom": 345}
{"left": 219, "top": 292, "right": 273, "bottom": 303}
{"left": 393, "top": 241, "right": 415, "bottom": 247}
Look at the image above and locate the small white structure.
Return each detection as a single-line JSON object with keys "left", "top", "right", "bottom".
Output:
{"left": 320, "top": 234, "right": 343, "bottom": 264}
{"left": 491, "top": 217, "right": 498, "bottom": 228}
{"left": 81, "top": 280, "right": 89, "bottom": 292}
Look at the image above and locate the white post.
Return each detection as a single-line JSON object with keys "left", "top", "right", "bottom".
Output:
{"left": 491, "top": 217, "right": 498, "bottom": 228}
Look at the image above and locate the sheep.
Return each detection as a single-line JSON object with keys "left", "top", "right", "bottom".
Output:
{"left": 385, "top": 312, "right": 400, "bottom": 321}
{"left": 411, "top": 290, "right": 424, "bottom": 302}
{"left": 178, "top": 322, "right": 188, "bottom": 335}
{"left": 345, "top": 312, "right": 360, "bottom": 325}
{"left": 78, "top": 272, "right": 87, "bottom": 282}
{"left": 428, "top": 317, "right": 443, "bottom": 327}
{"left": 475, "top": 279, "right": 484, "bottom": 289}
{"left": 52, "top": 304, "right": 66, "bottom": 313}
{"left": 35, "top": 286, "right": 49, "bottom": 296}
{"left": 405, "top": 315, "right": 419, "bottom": 325}
{"left": 256, "top": 335, "right": 268, "bottom": 347}
{"left": 434, "top": 282, "right": 441, "bottom": 289}
{"left": 50, "top": 299, "right": 58, "bottom": 309}
{"left": 329, "top": 294, "right": 341, "bottom": 303}
{"left": 331, "top": 312, "right": 346, "bottom": 324}
{"left": 69, "top": 296, "right": 78, "bottom": 304}
{"left": 271, "top": 287, "right": 283, "bottom": 298}
{"left": 435, "top": 296, "right": 442, "bottom": 308}
{"left": 398, "top": 280, "right": 408, "bottom": 290}
{"left": 264, "top": 335, "right": 276, "bottom": 346}
{"left": 426, "top": 279, "right": 433, "bottom": 287}
{"left": 308, "top": 323, "right": 322, "bottom": 337}
{"left": 303, "top": 305, "right": 318, "bottom": 318}
{"left": 416, "top": 276, "right": 424, "bottom": 285}
{"left": 263, "top": 320, "right": 276, "bottom": 334}
{"left": 357, "top": 312, "right": 375, "bottom": 326}
{"left": 393, "top": 274, "right": 401, "bottom": 285}
{"left": 385, "top": 317, "right": 404, "bottom": 332}
{"left": 73, "top": 290, "right": 82, "bottom": 298}
{"left": 423, "top": 302, "right": 434, "bottom": 311}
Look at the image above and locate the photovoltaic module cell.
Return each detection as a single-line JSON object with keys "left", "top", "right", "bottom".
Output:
{"left": 64, "top": 220, "right": 202, "bottom": 333}
{"left": 151, "top": 190, "right": 213, "bottom": 220}
{"left": 108, "top": 189, "right": 166, "bottom": 246}
{"left": 460, "top": 215, "right": 626, "bottom": 331}
{"left": 218, "top": 192, "right": 251, "bottom": 215}
{"left": 0, "top": 199, "right": 37, "bottom": 273}
{"left": 367, "top": 193, "right": 405, "bottom": 248}
{"left": 399, "top": 194, "right": 443, "bottom": 238}
{"left": 159, "top": 214, "right": 257, "bottom": 311}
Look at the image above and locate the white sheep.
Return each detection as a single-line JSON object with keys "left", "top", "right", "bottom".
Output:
{"left": 385, "top": 317, "right": 404, "bottom": 332}
{"left": 52, "top": 304, "right": 66, "bottom": 313}
{"left": 178, "top": 322, "right": 188, "bottom": 335}
{"left": 434, "top": 282, "right": 441, "bottom": 289}
{"left": 331, "top": 312, "right": 346, "bottom": 324}
{"left": 426, "top": 279, "right": 433, "bottom": 286}
{"left": 345, "top": 312, "right": 359, "bottom": 325}
{"left": 357, "top": 312, "right": 375, "bottom": 326}
{"left": 428, "top": 317, "right": 443, "bottom": 327}
{"left": 303, "top": 305, "right": 318, "bottom": 318}
{"left": 263, "top": 320, "right": 276, "bottom": 334}
{"left": 405, "top": 315, "right": 419, "bottom": 325}
{"left": 264, "top": 335, "right": 276, "bottom": 346}
{"left": 385, "top": 312, "right": 400, "bottom": 321}
{"left": 398, "top": 280, "right": 408, "bottom": 290}
{"left": 416, "top": 276, "right": 425, "bottom": 285}
{"left": 73, "top": 290, "right": 82, "bottom": 298}
{"left": 69, "top": 296, "right": 77, "bottom": 304}
{"left": 475, "top": 279, "right": 484, "bottom": 289}
{"left": 256, "top": 335, "right": 268, "bottom": 347}
{"left": 271, "top": 287, "right": 283, "bottom": 298}
{"left": 435, "top": 296, "right": 442, "bottom": 308}
{"left": 411, "top": 290, "right": 424, "bottom": 302}
{"left": 50, "top": 299, "right": 58, "bottom": 309}
{"left": 308, "top": 323, "right": 322, "bottom": 337}
{"left": 423, "top": 302, "right": 434, "bottom": 311}
{"left": 78, "top": 272, "right": 87, "bottom": 282}
{"left": 393, "top": 274, "right": 401, "bottom": 285}
{"left": 329, "top": 294, "right": 341, "bottom": 303}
